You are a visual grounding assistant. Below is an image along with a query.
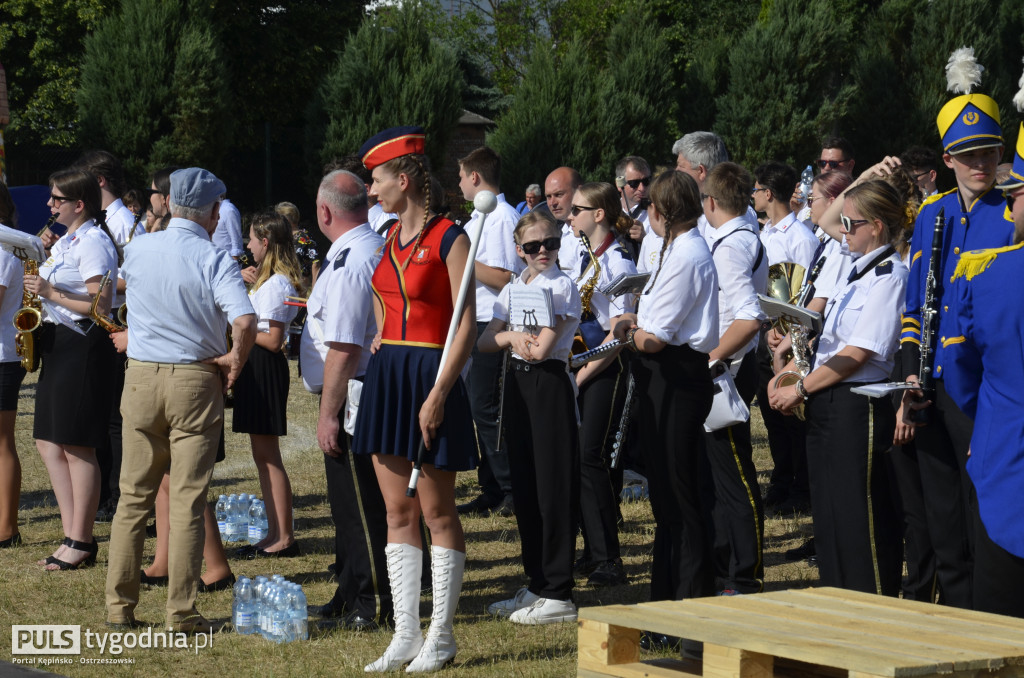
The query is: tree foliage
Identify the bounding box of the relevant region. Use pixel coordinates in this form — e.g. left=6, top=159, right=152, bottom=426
left=488, top=8, right=675, bottom=196
left=307, top=2, right=464, bottom=174
left=77, top=0, right=230, bottom=179
left=0, top=0, right=113, bottom=146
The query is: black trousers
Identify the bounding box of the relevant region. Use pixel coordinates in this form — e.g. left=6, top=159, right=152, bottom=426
left=914, top=379, right=974, bottom=608
left=97, top=352, right=127, bottom=506
left=756, top=342, right=809, bottom=502
left=324, top=422, right=392, bottom=623
left=634, top=345, right=714, bottom=601
left=703, top=351, right=764, bottom=593
left=467, top=321, right=512, bottom=500
left=577, top=354, right=627, bottom=565
left=973, top=496, right=1024, bottom=619
left=806, top=384, right=902, bottom=596
left=890, top=439, right=938, bottom=601
left=505, top=358, right=579, bottom=601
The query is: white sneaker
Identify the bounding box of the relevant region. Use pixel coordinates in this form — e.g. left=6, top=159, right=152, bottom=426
left=486, top=587, right=539, bottom=618
left=509, top=597, right=578, bottom=625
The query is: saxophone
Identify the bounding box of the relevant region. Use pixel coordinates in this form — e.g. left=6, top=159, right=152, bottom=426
left=88, top=271, right=125, bottom=333
left=11, top=214, right=56, bottom=372
left=572, top=232, right=601, bottom=354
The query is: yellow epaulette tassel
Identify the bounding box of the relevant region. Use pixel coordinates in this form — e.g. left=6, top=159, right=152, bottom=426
left=953, top=243, right=1024, bottom=281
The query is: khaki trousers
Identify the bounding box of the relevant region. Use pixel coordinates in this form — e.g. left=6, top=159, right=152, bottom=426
left=105, top=360, right=222, bottom=624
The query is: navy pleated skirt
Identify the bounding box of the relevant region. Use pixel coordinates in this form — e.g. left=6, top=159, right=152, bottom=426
left=352, top=343, right=477, bottom=472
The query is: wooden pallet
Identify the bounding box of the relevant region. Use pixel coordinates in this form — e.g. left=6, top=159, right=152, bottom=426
left=578, top=587, right=1024, bottom=678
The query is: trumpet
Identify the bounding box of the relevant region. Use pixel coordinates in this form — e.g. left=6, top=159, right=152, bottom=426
left=88, top=271, right=126, bottom=333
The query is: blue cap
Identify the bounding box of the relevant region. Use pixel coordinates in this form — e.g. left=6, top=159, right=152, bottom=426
left=936, top=94, right=1002, bottom=154
left=996, top=123, right=1024, bottom=192
left=169, top=168, right=226, bottom=208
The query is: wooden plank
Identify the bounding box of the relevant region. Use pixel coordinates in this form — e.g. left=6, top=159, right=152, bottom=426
left=685, top=595, right=1024, bottom=662
left=578, top=619, right=641, bottom=667
left=702, top=643, right=773, bottom=678
left=754, top=589, right=1024, bottom=649
left=578, top=658, right=699, bottom=678
left=582, top=601, right=941, bottom=676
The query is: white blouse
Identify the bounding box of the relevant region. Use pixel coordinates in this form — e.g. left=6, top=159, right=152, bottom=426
left=492, top=265, right=581, bottom=363
left=38, top=220, right=118, bottom=324
left=0, top=248, right=24, bottom=363
left=249, top=273, right=299, bottom=334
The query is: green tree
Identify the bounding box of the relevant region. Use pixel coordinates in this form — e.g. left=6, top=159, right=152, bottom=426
left=0, top=0, right=113, bottom=146
left=77, top=0, right=230, bottom=179
left=307, top=2, right=464, bottom=174
left=715, top=0, right=859, bottom=168
left=488, top=9, right=675, bottom=196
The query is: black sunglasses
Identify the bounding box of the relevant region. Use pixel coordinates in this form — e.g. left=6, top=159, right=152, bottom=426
left=570, top=204, right=599, bottom=217
left=625, top=176, right=651, bottom=190
left=818, top=159, right=844, bottom=169
left=840, top=215, right=869, bottom=231
left=50, top=193, right=74, bottom=204
left=519, top=237, right=561, bottom=255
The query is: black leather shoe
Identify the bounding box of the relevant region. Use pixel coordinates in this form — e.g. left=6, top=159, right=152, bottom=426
left=587, top=559, right=628, bottom=587
left=493, top=494, right=515, bottom=517
left=639, top=631, right=681, bottom=652
left=342, top=611, right=380, bottom=631
left=308, top=603, right=345, bottom=619
left=233, top=544, right=257, bottom=559
left=762, top=485, right=788, bottom=509
left=0, top=532, right=22, bottom=548
left=807, top=554, right=818, bottom=567
left=784, top=538, right=816, bottom=562
left=140, top=571, right=169, bottom=587
left=198, top=573, right=236, bottom=593
left=774, top=494, right=811, bottom=517
left=253, top=542, right=300, bottom=559
left=456, top=494, right=503, bottom=515
left=573, top=555, right=597, bottom=577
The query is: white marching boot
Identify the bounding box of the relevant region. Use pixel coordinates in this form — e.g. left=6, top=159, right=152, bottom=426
left=365, top=543, right=424, bottom=672
left=406, top=546, right=466, bottom=673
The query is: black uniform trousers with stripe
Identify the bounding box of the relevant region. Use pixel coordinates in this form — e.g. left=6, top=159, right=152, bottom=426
left=702, top=350, right=764, bottom=593
left=756, top=341, right=810, bottom=505
left=973, top=494, right=1024, bottom=619
left=806, top=383, right=902, bottom=596
left=633, top=344, right=714, bottom=601
left=504, top=358, right=580, bottom=601
left=577, top=354, right=627, bottom=566
left=323, top=417, right=392, bottom=624
left=912, top=379, right=974, bottom=608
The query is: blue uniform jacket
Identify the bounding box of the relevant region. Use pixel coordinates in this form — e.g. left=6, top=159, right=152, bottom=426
left=900, top=187, right=1013, bottom=415
left=946, top=243, right=1024, bottom=558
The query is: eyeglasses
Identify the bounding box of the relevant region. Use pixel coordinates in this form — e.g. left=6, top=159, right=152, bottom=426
left=807, top=195, right=822, bottom=206
left=911, top=170, right=931, bottom=181
left=625, top=176, right=651, bottom=190
left=817, top=159, right=845, bottom=169
left=840, top=215, right=869, bottom=231
left=50, top=193, right=74, bottom=205
left=751, top=187, right=768, bottom=195
left=570, top=204, right=598, bottom=217
left=519, top=237, right=561, bottom=255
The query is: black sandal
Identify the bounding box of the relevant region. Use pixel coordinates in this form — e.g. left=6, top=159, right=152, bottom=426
left=38, top=537, right=72, bottom=565
left=0, top=532, right=22, bottom=548
left=45, top=538, right=97, bottom=571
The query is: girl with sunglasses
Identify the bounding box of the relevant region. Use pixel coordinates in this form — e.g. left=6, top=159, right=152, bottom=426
left=566, top=182, right=638, bottom=587
left=612, top=170, right=720, bottom=609
left=25, top=169, right=121, bottom=570
left=479, top=209, right=582, bottom=624
left=769, top=180, right=910, bottom=596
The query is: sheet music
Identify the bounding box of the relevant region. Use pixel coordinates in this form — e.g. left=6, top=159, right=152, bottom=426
left=507, top=286, right=554, bottom=330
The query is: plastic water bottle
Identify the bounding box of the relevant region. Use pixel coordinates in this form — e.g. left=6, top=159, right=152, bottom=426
left=271, top=586, right=289, bottom=643
left=290, top=583, right=308, bottom=641
left=233, top=577, right=256, bottom=635
left=252, top=576, right=268, bottom=638
left=799, top=164, right=814, bottom=205
left=215, top=495, right=228, bottom=537
left=257, top=502, right=269, bottom=542
left=248, top=499, right=261, bottom=545
left=224, top=495, right=239, bottom=541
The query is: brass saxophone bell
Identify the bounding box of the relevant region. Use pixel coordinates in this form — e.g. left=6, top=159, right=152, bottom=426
left=772, top=370, right=806, bottom=421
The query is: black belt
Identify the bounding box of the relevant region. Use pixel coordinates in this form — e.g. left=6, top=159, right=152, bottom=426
left=509, top=357, right=566, bottom=373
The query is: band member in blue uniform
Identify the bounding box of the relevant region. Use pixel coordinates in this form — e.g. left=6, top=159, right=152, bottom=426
left=945, top=124, right=1024, bottom=619
left=899, top=66, right=1014, bottom=609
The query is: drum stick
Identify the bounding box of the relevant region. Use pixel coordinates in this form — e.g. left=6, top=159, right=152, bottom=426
left=406, top=190, right=497, bottom=497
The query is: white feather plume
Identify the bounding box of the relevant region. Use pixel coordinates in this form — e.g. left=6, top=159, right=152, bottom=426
left=945, top=47, right=984, bottom=95
left=1014, top=57, right=1024, bottom=113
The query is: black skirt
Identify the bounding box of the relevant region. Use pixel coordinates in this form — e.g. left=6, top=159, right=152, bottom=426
left=0, top=360, right=26, bottom=411
left=34, top=322, right=117, bottom=448
left=232, top=344, right=289, bottom=436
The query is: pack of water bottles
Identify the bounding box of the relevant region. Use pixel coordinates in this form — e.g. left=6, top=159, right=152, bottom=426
left=232, top=575, right=308, bottom=642
left=215, top=493, right=269, bottom=544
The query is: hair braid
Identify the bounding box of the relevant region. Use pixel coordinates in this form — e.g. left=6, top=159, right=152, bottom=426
left=401, top=155, right=433, bottom=272
left=95, top=208, right=123, bottom=266
left=647, top=231, right=673, bottom=291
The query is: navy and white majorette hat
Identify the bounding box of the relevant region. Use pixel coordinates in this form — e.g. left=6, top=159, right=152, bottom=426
left=936, top=47, right=1002, bottom=155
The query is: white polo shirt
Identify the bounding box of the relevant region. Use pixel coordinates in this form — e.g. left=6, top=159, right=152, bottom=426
left=492, top=265, right=581, bottom=363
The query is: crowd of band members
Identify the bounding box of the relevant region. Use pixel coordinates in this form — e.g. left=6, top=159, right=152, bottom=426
left=0, top=78, right=1022, bottom=669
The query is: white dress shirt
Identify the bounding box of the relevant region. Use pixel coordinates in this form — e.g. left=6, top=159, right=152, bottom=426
left=39, top=221, right=118, bottom=324
left=249, top=273, right=299, bottom=334
left=492, top=265, right=581, bottom=364
left=760, top=211, right=819, bottom=270
left=637, top=227, right=719, bottom=353
left=705, top=215, right=768, bottom=360
left=467, top=193, right=523, bottom=323
left=0, top=249, right=23, bottom=362
left=212, top=198, right=244, bottom=257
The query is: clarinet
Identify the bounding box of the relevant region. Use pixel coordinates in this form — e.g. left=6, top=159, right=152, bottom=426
left=609, top=369, right=634, bottom=470
left=913, top=207, right=945, bottom=424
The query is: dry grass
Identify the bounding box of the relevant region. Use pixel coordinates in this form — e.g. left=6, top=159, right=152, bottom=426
left=0, top=362, right=818, bottom=676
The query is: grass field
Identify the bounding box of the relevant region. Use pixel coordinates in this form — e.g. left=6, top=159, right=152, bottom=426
left=0, top=361, right=818, bottom=677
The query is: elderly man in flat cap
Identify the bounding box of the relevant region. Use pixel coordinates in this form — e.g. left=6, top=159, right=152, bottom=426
left=105, top=167, right=256, bottom=633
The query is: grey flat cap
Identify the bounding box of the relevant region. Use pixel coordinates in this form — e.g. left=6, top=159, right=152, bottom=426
left=169, top=168, right=226, bottom=208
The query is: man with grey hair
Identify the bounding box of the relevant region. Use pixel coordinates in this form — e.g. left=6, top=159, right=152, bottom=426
left=106, top=168, right=256, bottom=633
left=673, top=131, right=730, bottom=185
left=301, top=169, right=393, bottom=630
left=517, top=184, right=543, bottom=215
